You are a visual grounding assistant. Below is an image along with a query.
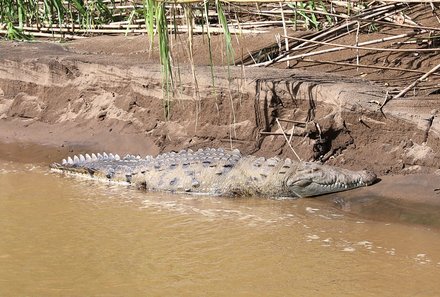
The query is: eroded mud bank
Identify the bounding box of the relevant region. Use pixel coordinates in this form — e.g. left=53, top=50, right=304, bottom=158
left=0, top=41, right=439, bottom=177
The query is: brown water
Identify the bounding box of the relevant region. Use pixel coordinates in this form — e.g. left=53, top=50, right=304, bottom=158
left=1, top=160, right=440, bottom=297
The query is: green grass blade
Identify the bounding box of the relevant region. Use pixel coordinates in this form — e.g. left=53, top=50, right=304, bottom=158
left=125, top=8, right=137, bottom=36
left=203, top=0, right=215, bottom=88
left=216, top=0, right=234, bottom=72
left=143, top=0, right=156, bottom=49
left=71, top=0, right=87, bottom=16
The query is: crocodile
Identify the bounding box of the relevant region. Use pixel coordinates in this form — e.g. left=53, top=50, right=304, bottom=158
left=50, top=148, right=377, bottom=198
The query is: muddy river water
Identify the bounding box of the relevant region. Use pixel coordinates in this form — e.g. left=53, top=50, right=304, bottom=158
left=1, top=159, right=440, bottom=297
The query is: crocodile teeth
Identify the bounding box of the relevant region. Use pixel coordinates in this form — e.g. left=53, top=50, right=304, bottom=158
left=73, top=155, right=80, bottom=163
left=67, top=156, right=74, bottom=164
left=103, top=152, right=108, bottom=159
left=85, top=154, right=91, bottom=161
left=114, top=154, right=120, bottom=161
left=136, top=155, right=141, bottom=159
left=97, top=153, right=103, bottom=160
left=91, top=153, right=98, bottom=161
left=62, top=159, right=67, bottom=165
left=109, top=153, right=114, bottom=159
left=79, top=154, right=85, bottom=162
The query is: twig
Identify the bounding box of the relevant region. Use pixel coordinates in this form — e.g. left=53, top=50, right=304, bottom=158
left=277, top=118, right=307, bottom=125
left=260, top=132, right=293, bottom=136
left=378, top=91, right=391, bottom=111
left=261, top=19, right=362, bottom=66
left=0, top=30, right=86, bottom=39
left=279, top=2, right=290, bottom=67
left=358, top=18, right=440, bottom=32
left=299, top=58, right=440, bottom=76
left=423, top=114, right=435, bottom=143
left=430, top=1, right=440, bottom=25
left=381, top=63, right=440, bottom=108
left=355, top=21, right=360, bottom=70
left=276, top=118, right=302, bottom=161
left=260, top=7, right=347, bottom=19
left=272, top=32, right=420, bottom=64
left=283, top=35, right=440, bottom=53
left=250, top=5, right=412, bottom=67
left=250, top=14, right=371, bottom=67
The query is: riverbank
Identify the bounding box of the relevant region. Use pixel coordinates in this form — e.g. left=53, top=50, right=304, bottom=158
left=0, top=37, right=439, bottom=209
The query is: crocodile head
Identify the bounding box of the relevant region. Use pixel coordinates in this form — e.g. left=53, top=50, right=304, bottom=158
left=284, top=162, right=377, bottom=198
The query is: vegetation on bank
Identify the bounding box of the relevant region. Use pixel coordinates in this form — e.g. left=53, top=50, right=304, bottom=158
left=0, top=0, right=391, bottom=66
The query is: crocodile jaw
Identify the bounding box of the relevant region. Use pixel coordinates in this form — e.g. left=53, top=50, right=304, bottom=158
left=285, top=162, right=377, bottom=198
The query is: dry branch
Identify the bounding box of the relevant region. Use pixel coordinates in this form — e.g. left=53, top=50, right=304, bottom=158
left=249, top=2, right=409, bottom=67
left=381, top=63, right=440, bottom=107
left=265, top=31, right=424, bottom=65
left=276, top=118, right=302, bottom=161
left=284, top=35, right=440, bottom=53
left=353, top=17, right=440, bottom=31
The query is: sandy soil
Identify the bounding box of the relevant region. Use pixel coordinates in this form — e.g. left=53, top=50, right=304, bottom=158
left=0, top=17, right=439, bottom=207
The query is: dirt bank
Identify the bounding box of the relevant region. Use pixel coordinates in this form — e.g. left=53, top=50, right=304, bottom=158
left=1, top=39, right=439, bottom=171
left=0, top=36, right=439, bottom=207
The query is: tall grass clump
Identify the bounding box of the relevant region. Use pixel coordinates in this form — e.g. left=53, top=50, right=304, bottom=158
left=155, top=2, right=174, bottom=119
left=0, top=0, right=114, bottom=36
